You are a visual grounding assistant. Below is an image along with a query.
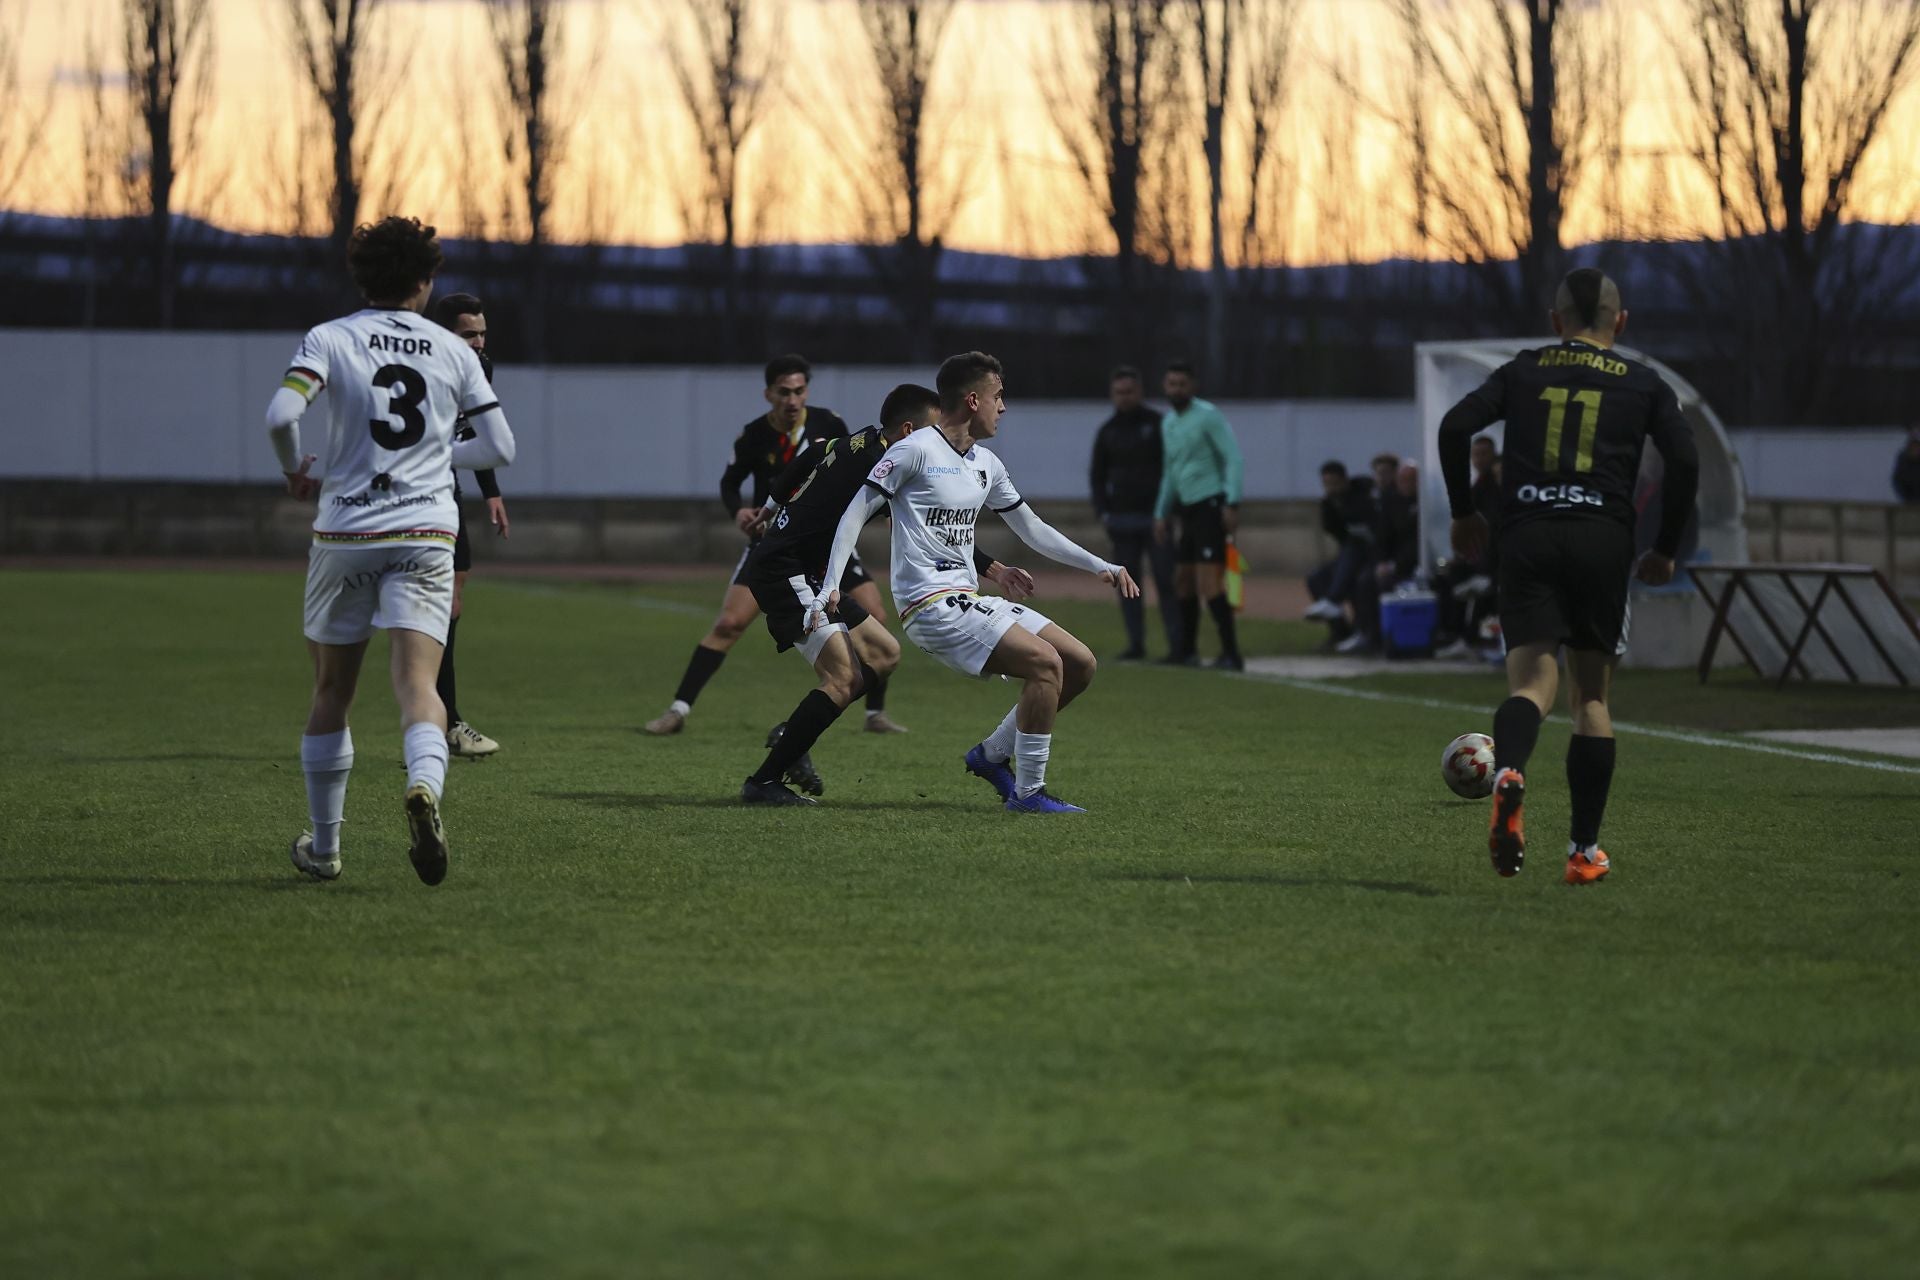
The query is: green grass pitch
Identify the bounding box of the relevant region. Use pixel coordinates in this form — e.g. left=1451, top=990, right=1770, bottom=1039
left=2, top=566, right=1917, bottom=1278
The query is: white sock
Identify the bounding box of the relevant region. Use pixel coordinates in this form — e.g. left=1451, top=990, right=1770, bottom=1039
left=300, top=728, right=354, bottom=856
left=982, top=706, right=1020, bottom=763
left=1014, top=730, right=1052, bottom=797
left=403, top=721, right=449, bottom=801
left=669, top=698, right=692, bottom=718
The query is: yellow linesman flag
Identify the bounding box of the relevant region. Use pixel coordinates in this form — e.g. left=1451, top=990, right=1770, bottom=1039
left=1225, top=541, right=1247, bottom=612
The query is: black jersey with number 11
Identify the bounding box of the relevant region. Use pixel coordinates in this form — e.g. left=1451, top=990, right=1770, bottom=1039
left=1439, top=339, right=1700, bottom=557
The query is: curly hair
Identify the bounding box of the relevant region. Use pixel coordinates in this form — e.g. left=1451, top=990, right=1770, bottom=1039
left=347, top=216, right=444, bottom=303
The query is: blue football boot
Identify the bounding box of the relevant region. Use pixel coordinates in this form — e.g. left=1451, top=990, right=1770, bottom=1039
left=964, top=744, right=1017, bottom=802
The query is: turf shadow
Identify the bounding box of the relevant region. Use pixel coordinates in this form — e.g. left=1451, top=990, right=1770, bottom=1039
left=54, top=752, right=269, bottom=765
left=2, top=872, right=372, bottom=894
left=538, top=790, right=977, bottom=812
left=1101, top=870, right=1444, bottom=897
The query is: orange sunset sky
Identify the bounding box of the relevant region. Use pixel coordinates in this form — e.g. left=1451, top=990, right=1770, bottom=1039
left=6, top=0, right=1920, bottom=265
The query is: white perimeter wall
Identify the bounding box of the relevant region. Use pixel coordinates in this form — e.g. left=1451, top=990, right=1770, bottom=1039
left=0, top=328, right=1903, bottom=502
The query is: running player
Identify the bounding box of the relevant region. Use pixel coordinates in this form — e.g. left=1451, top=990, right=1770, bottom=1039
left=429, top=292, right=509, bottom=759
left=643, top=355, right=908, bottom=736
left=1439, top=268, right=1698, bottom=884
left=819, top=352, right=1140, bottom=814
left=739, top=383, right=1035, bottom=805
left=266, top=216, right=517, bottom=885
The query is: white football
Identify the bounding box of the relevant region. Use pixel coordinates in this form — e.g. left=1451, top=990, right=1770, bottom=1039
left=1442, top=732, right=1496, bottom=799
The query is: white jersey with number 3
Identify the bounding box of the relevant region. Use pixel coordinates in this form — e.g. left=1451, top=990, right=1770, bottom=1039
left=279, top=308, right=497, bottom=547
left=865, top=429, right=1024, bottom=617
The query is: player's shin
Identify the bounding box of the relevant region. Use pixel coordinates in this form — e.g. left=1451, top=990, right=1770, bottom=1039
left=403, top=721, right=449, bottom=802
left=1492, top=697, right=1543, bottom=775
left=751, top=690, right=845, bottom=785
left=1013, top=731, right=1052, bottom=798
left=435, top=615, right=461, bottom=725
left=1566, top=734, right=1617, bottom=852
left=300, top=728, right=354, bottom=856
left=981, top=706, right=1020, bottom=764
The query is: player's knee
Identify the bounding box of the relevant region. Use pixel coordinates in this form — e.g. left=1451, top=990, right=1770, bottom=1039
left=1028, top=647, right=1065, bottom=688
left=711, top=614, right=750, bottom=643
left=1063, top=646, right=1097, bottom=690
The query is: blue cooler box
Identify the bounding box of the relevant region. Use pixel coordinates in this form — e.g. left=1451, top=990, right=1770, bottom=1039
left=1381, top=590, right=1438, bottom=658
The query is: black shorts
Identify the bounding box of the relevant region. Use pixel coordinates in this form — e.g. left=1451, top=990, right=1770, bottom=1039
left=453, top=505, right=473, bottom=573
left=1497, top=519, right=1634, bottom=655
left=1175, top=496, right=1229, bottom=565
left=732, top=543, right=872, bottom=592
left=746, top=563, right=872, bottom=653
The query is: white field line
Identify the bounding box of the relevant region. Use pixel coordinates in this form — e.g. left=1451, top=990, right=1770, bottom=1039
left=1235, top=672, right=1920, bottom=778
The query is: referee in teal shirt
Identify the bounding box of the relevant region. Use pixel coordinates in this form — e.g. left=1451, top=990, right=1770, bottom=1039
left=1152, top=362, right=1246, bottom=669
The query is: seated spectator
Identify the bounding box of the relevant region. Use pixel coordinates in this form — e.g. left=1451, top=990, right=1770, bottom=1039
left=1342, top=463, right=1422, bottom=654
left=1894, top=426, right=1920, bottom=504
left=1436, top=436, right=1501, bottom=657
left=1305, top=461, right=1377, bottom=646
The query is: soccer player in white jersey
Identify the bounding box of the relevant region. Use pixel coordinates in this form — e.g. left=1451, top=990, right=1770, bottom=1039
left=264, top=216, right=517, bottom=885
left=819, top=351, right=1140, bottom=813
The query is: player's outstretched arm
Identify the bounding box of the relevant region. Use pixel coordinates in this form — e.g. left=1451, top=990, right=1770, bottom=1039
left=453, top=406, right=517, bottom=471
left=998, top=504, right=1138, bottom=597
left=821, top=486, right=887, bottom=612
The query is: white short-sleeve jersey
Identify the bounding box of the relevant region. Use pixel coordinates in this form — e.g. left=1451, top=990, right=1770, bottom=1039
left=279, top=308, right=497, bottom=548
left=865, top=429, right=1024, bottom=617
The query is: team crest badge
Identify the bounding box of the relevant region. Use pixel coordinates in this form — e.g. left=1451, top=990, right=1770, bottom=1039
left=976, top=471, right=987, bottom=488
left=872, top=458, right=895, bottom=480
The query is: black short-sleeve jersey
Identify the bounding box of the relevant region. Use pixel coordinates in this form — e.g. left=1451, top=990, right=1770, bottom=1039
left=719, top=407, right=850, bottom=515
left=1440, top=340, right=1698, bottom=553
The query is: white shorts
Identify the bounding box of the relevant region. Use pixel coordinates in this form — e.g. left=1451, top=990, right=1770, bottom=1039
left=903, top=594, right=1052, bottom=677
left=303, top=542, right=455, bottom=646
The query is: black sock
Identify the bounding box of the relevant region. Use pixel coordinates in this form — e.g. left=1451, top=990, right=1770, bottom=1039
left=1566, top=734, right=1617, bottom=849
left=864, top=667, right=887, bottom=713
left=673, top=644, right=727, bottom=707
left=435, top=615, right=461, bottom=725
left=1492, top=696, right=1543, bottom=774
left=751, top=690, right=845, bottom=784
left=1206, top=594, right=1240, bottom=660
left=1179, top=596, right=1201, bottom=656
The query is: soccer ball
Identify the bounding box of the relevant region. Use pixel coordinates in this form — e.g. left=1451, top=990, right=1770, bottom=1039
left=1442, top=733, right=1496, bottom=799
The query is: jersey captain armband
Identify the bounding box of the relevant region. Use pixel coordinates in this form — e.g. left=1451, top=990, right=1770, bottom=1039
left=281, top=367, right=325, bottom=402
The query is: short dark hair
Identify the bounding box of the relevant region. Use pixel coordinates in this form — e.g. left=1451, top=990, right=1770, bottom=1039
left=432, top=292, right=483, bottom=327
left=1554, top=267, right=1621, bottom=331
left=765, top=354, right=811, bottom=387
left=936, top=351, right=1003, bottom=413
left=1371, top=452, right=1400, bottom=470
left=1164, top=360, right=1195, bottom=379
left=879, top=383, right=940, bottom=432
left=1321, top=460, right=1348, bottom=478
left=1110, top=364, right=1142, bottom=385
left=1472, top=434, right=1497, bottom=449
left=347, top=216, right=443, bottom=303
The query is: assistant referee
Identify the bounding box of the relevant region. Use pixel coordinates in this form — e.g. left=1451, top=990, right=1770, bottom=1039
left=1152, top=362, right=1246, bottom=670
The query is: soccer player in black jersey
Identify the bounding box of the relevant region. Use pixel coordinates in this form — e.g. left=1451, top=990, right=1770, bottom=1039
left=431, top=293, right=510, bottom=759
left=644, top=355, right=908, bottom=737
left=739, top=384, right=1033, bottom=804
left=1440, top=268, right=1700, bottom=884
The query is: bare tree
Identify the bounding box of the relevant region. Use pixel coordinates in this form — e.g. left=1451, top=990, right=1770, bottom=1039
left=1235, top=0, right=1298, bottom=273
left=790, top=0, right=961, bottom=358
left=0, top=1, right=52, bottom=226
left=1041, top=0, right=1182, bottom=354
left=1670, top=0, right=1920, bottom=422
left=1180, top=0, right=1235, bottom=378
left=283, top=0, right=404, bottom=256
left=662, top=0, right=778, bottom=350
left=121, top=0, right=213, bottom=326
left=1389, top=0, right=1615, bottom=329
left=487, top=0, right=598, bottom=358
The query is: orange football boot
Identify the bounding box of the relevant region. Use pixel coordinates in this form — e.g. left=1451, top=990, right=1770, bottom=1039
left=1564, top=847, right=1611, bottom=885
left=1487, top=767, right=1526, bottom=877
